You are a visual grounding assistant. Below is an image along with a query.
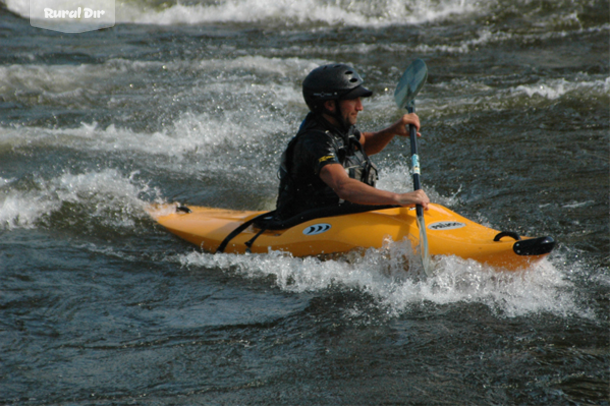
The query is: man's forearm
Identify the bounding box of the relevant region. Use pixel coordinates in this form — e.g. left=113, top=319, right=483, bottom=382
left=361, top=128, right=397, bottom=155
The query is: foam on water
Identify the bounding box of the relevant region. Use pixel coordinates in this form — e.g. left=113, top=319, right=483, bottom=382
left=376, top=162, right=460, bottom=208
left=3, top=55, right=605, bottom=142
left=0, top=55, right=310, bottom=162
left=5, top=0, right=482, bottom=26
left=0, top=169, right=156, bottom=230
left=512, top=76, right=610, bottom=101
left=178, top=240, right=591, bottom=320
left=260, top=22, right=610, bottom=59
left=0, top=116, right=290, bottom=190
left=342, top=73, right=609, bottom=126
left=424, top=74, right=610, bottom=119
left=0, top=56, right=309, bottom=105
left=0, top=63, right=110, bottom=95
left=414, top=28, right=514, bottom=54
left=414, top=25, right=610, bottom=54
left=0, top=122, right=195, bottom=158
left=0, top=105, right=293, bottom=158
left=8, top=0, right=604, bottom=32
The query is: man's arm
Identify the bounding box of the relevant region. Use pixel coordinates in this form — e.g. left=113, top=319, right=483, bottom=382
left=360, top=113, right=421, bottom=155
left=319, top=163, right=429, bottom=209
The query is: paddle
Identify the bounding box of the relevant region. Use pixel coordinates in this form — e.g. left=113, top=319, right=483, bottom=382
left=394, top=58, right=432, bottom=275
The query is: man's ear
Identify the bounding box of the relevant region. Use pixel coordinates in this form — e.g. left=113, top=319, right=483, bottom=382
left=323, top=100, right=336, bottom=113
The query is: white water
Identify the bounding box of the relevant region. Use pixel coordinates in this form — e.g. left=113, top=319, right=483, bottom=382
left=2, top=56, right=607, bottom=154
left=178, top=242, right=591, bottom=320
left=0, top=169, right=155, bottom=229
left=1, top=0, right=605, bottom=324
left=5, top=0, right=484, bottom=26
left=0, top=160, right=589, bottom=322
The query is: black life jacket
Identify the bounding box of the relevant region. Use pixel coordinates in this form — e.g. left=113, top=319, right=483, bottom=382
left=275, top=113, right=378, bottom=219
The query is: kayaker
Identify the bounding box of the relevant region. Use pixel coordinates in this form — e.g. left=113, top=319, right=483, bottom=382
left=275, top=63, right=430, bottom=221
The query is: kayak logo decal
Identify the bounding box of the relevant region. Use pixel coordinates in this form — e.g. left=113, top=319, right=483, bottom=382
left=303, top=223, right=332, bottom=236
left=428, top=221, right=466, bottom=230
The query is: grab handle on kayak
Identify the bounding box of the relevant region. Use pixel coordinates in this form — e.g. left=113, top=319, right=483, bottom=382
left=494, top=231, right=522, bottom=242
left=217, top=210, right=276, bottom=253
left=513, top=236, right=556, bottom=256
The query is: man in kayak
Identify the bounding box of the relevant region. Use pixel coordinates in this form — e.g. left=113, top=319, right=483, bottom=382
left=275, top=63, right=430, bottom=221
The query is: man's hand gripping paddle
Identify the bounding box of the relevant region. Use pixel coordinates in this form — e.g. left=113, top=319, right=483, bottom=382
left=394, top=58, right=432, bottom=275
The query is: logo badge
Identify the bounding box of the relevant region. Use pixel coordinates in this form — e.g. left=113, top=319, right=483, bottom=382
left=30, top=0, right=115, bottom=33
left=303, top=223, right=332, bottom=236
left=428, top=221, right=466, bottom=231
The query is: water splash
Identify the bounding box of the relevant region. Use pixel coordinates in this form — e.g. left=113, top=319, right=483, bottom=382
left=5, top=0, right=483, bottom=26
left=178, top=238, right=591, bottom=320
left=0, top=169, right=156, bottom=230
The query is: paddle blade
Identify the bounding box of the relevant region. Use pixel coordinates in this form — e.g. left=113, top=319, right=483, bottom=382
left=394, top=59, right=428, bottom=110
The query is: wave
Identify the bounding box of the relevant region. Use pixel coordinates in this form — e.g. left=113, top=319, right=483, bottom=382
left=0, top=166, right=593, bottom=321
left=121, top=0, right=481, bottom=26
left=0, top=110, right=290, bottom=166
left=7, top=0, right=605, bottom=31
left=2, top=57, right=605, bottom=165
left=422, top=74, right=610, bottom=118
left=411, top=25, right=610, bottom=54
left=511, top=76, right=610, bottom=101
left=5, top=0, right=484, bottom=26
left=3, top=51, right=606, bottom=105
left=0, top=55, right=310, bottom=163
left=0, top=168, right=156, bottom=230
left=177, top=241, right=593, bottom=320
left=0, top=56, right=311, bottom=103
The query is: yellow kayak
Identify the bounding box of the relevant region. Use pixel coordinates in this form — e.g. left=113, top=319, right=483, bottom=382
left=147, top=203, right=555, bottom=271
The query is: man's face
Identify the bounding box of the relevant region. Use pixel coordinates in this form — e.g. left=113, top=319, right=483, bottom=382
left=338, top=97, right=363, bottom=126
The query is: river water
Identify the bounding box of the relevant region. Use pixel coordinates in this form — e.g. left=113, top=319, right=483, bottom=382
left=1, top=0, right=608, bottom=404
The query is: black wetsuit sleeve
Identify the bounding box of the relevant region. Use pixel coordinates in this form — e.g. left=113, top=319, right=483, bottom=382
left=297, top=131, right=340, bottom=175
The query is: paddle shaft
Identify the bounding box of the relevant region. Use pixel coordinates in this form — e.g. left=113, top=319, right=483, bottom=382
left=407, top=106, right=424, bottom=217
left=394, top=58, right=431, bottom=274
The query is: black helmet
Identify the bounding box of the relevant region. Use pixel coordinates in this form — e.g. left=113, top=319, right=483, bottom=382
left=303, top=64, right=373, bottom=113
